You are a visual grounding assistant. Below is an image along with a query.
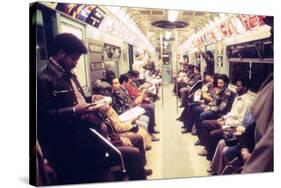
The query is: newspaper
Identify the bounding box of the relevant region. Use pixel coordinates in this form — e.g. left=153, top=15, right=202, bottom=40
left=193, top=90, right=202, bottom=102
left=88, top=97, right=112, bottom=111
left=118, top=106, right=146, bottom=122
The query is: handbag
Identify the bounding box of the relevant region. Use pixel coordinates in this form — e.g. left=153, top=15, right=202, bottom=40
left=223, top=127, right=239, bottom=147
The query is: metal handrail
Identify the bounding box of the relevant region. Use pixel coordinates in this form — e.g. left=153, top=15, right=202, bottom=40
left=89, top=128, right=126, bottom=173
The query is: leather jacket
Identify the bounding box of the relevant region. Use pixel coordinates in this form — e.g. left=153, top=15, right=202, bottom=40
left=208, top=87, right=233, bottom=115
left=37, top=61, right=92, bottom=144
left=111, top=87, right=136, bottom=114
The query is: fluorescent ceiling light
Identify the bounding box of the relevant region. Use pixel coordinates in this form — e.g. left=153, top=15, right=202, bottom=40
left=165, top=31, right=172, bottom=40
left=168, top=10, right=179, bottom=22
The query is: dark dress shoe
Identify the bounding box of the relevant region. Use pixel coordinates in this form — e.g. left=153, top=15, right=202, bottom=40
left=176, top=117, right=183, bottom=122
left=145, top=145, right=152, bottom=151
left=181, top=129, right=190, bottom=134
left=151, top=129, right=160, bottom=134
left=151, top=135, right=160, bottom=142
left=194, top=139, right=201, bottom=146
left=206, top=167, right=213, bottom=173
left=144, top=169, right=153, bottom=176
left=209, top=171, right=218, bottom=176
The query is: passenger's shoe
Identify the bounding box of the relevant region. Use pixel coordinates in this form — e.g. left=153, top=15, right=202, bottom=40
left=209, top=171, right=218, bottom=176
left=198, top=148, right=208, bottom=156
left=151, top=135, right=160, bottom=142
left=176, top=117, right=183, bottom=122
left=145, top=145, right=152, bottom=151
left=181, top=128, right=190, bottom=134
left=206, top=167, right=213, bottom=173
left=151, top=129, right=160, bottom=134
left=194, top=139, right=201, bottom=146
left=144, top=169, right=153, bottom=176
left=179, top=104, right=185, bottom=108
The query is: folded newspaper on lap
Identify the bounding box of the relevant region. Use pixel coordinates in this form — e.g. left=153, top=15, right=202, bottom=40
left=193, top=90, right=202, bottom=102
left=118, top=106, right=146, bottom=122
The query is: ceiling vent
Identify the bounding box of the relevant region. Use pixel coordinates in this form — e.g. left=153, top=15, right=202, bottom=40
left=139, top=10, right=151, bottom=15
left=152, top=10, right=164, bottom=15
left=151, top=20, right=189, bottom=29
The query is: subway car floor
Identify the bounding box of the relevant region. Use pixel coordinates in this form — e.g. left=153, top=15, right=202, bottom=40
left=145, top=84, right=210, bottom=179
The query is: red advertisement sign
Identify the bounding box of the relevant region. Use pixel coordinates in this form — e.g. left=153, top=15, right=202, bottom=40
left=238, top=15, right=265, bottom=31
left=193, top=15, right=266, bottom=47
left=219, top=19, right=236, bottom=38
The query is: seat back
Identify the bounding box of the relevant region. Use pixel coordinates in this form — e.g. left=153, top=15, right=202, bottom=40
left=89, top=128, right=127, bottom=174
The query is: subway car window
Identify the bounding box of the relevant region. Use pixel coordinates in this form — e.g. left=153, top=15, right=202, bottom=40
left=251, top=63, right=273, bottom=92
left=35, top=10, right=48, bottom=73
left=30, top=2, right=274, bottom=186
left=228, top=38, right=273, bottom=92
left=229, top=62, right=273, bottom=92
left=34, top=6, right=57, bottom=72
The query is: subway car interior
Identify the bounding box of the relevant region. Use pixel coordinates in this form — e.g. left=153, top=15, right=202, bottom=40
left=30, top=2, right=274, bottom=186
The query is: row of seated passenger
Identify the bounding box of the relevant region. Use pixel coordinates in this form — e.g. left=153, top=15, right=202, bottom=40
left=35, top=33, right=162, bottom=185
left=36, top=67, right=160, bottom=185
left=174, top=64, right=273, bottom=175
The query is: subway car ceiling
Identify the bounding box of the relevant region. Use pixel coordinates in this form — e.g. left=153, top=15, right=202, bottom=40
left=32, top=2, right=273, bottom=95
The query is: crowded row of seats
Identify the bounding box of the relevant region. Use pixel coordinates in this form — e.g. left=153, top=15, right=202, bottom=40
left=174, top=60, right=273, bottom=175
left=36, top=33, right=162, bottom=186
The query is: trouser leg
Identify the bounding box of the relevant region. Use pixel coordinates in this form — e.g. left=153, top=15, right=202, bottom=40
left=180, top=87, right=189, bottom=106
left=117, top=146, right=146, bottom=180
left=141, top=103, right=156, bottom=133
left=197, top=111, right=218, bottom=136
left=124, top=134, right=146, bottom=166
left=193, top=106, right=205, bottom=135
left=200, top=120, right=221, bottom=147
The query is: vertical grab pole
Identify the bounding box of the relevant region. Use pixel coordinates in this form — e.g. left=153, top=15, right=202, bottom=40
left=175, top=31, right=179, bottom=113
left=160, top=33, right=164, bottom=106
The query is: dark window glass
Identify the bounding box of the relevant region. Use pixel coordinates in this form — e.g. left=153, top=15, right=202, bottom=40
left=251, top=63, right=273, bottom=92
left=229, top=62, right=273, bottom=92
left=36, top=25, right=48, bottom=60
